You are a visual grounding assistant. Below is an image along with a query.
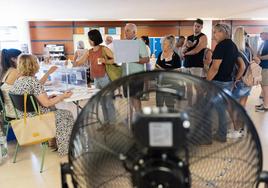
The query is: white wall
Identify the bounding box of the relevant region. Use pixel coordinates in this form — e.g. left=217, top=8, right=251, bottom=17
left=202, top=20, right=213, bottom=48
left=0, top=21, right=31, bottom=52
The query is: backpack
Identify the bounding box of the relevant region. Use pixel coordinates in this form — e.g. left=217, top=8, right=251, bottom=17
left=242, top=61, right=262, bottom=86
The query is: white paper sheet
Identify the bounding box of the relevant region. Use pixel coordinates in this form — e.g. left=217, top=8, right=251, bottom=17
left=113, top=40, right=139, bottom=64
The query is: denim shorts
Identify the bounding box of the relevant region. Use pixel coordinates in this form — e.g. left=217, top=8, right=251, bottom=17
left=232, top=80, right=251, bottom=99
left=212, top=80, right=233, bottom=97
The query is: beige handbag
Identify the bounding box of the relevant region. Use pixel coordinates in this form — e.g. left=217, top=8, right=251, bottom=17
left=11, top=93, right=56, bottom=146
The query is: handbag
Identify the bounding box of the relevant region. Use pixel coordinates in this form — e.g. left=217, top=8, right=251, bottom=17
left=10, top=93, right=56, bottom=146
left=102, top=46, right=122, bottom=81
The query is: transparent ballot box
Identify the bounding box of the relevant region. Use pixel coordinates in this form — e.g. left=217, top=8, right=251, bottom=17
left=37, top=66, right=88, bottom=92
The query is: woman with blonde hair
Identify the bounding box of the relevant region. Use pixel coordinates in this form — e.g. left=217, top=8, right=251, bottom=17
left=10, top=54, right=74, bottom=156
left=232, top=27, right=260, bottom=107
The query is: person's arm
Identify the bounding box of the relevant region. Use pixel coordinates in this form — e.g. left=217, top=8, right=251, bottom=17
left=73, top=50, right=78, bottom=63
left=185, top=35, right=208, bottom=55
left=5, top=69, right=19, bottom=85
left=73, top=50, right=89, bottom=67
left=36, top=91, right=72, bottom=108
left=102, top=47, right=115, bottom=64
left=39, top=66, right=58, bottom=85
left=138, top=40, right=150, bottom=64
left=235, top=57, right=246, bottom=81
left=206, top=59, right=222, bottom=81
left=259, top=54, right=268, bottom=60
left=139, top=57, right=150, bottom=64
left=204, top=50, right=212, bottom=66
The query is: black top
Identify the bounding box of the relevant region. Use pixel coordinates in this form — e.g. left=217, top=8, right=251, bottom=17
left=260, top=40, right=268, bottom=69
left=212, top=39, right=239, bottom=82
left=156, top=51, right=181, bottom=69
left=184, top=33, right=206, bottom=68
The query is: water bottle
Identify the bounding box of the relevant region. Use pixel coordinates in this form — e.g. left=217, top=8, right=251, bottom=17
left=0, top=133, right=8, bottom=164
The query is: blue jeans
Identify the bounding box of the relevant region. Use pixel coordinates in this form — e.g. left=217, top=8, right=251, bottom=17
left=94, top=74, right=116, bottom=124
left=211, top=80, right=233, bottom=140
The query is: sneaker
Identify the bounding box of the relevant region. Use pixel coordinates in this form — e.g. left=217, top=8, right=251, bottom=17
left=227, top=130, right=243, bottom=139
left=255, top=105, right=268, bottom=112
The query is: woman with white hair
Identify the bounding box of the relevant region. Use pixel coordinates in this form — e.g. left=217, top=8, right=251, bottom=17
left=74, top=41, right=88, bottom=64
left=155, top=35, right=181, bottom=109
left=73, top=40, right=91, bottom=84
left=155, top=35, right=181, bottom=70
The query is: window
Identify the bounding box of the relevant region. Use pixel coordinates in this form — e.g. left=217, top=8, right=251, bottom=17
left=0, top=26, right=20, bottom=50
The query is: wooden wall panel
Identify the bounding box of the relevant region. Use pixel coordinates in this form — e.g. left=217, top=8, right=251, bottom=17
left=29, top=21, right=73, bottom=27
left=232, top=20, right=268, bottom=26
left=30, top=28, right=73, bottom=40
left=137, top=27, right=179, bottom=37
left=179, top=27, right=193, bottom=37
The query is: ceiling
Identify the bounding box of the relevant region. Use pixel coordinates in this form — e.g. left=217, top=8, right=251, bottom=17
left=1, top=0, right=268, bottom=21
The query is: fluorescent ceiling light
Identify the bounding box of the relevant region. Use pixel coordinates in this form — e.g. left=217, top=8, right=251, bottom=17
left=250, top=18, right=268, bottom=20
left=49, top=18, right=89, bottom=21
left=185, top=17, right=222, bottom=20
left=119, top=18, right=156, bottom=21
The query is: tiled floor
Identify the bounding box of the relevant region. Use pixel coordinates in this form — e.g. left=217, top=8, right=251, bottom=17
left=0, top=86, right=267, bottom=188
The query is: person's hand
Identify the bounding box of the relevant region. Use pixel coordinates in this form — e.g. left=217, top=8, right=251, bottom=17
left=186, top=41, right=194, bottom=48
left=62, top=91, right=73, bottom=99
left=48, top=94, right=57, bottom=99
left=47, top=66, right=58, bottom=75
left=232, top=80, right=240, bottom=91
left=155, top=64, right=164, bottom=70
left=253, top=56, right=261, bottom=64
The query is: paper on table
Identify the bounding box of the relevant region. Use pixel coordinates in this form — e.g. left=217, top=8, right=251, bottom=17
left=47, top=91, right=63, bottom=96
left=76, top=72, right=82, bottom=80
left=113, top=40, right=139, bottom=65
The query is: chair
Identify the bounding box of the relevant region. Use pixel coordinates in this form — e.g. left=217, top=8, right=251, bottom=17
left=0, top=88, right=15, bottom=137
left=9, top=93, right=48, bottom=173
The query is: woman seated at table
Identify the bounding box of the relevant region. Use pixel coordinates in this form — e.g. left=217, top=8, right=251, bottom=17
left=10, top=54, right=74, bottom=156
left=1, top=49, right=58, bottom=118
left=1, top=49, right=22, bottom=118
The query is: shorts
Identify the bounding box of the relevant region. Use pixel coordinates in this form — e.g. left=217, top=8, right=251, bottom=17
left=123, top=81, right=144, bottom=98
left=232, top=80, right=251, bottom=99
left=212, top=80, right=233, bottom=97
left=261, top=69, right=268, bottom=86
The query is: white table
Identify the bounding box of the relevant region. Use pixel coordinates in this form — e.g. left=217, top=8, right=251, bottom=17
left=46, top=87, right=100, bottom=115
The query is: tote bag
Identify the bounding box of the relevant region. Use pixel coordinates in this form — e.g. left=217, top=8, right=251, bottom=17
left=102, top=46, right=122, bottom=81
left=11, top=93, right=56, bottom=146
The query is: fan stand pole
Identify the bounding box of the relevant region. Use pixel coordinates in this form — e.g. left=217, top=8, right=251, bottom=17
left=126, top=62, right=131, bottom=130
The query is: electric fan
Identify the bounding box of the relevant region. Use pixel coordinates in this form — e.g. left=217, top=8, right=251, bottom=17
left=61, top=70, right=268, bottom=188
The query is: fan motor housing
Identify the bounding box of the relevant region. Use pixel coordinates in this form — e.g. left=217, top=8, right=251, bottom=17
left=132, top=112, right=189, bottom=150
left=131, top=111, right=191, bottom=188
left=132, top=152, right=190, bottom=188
